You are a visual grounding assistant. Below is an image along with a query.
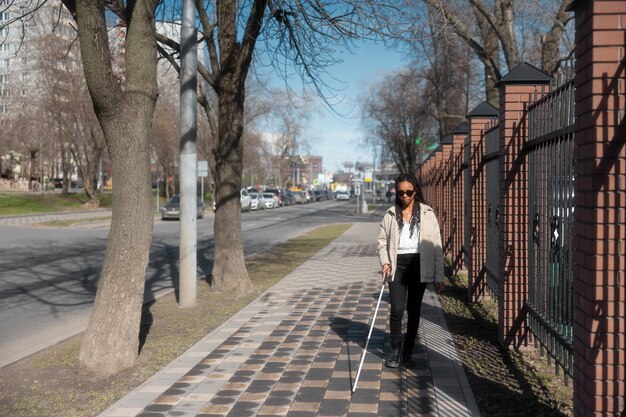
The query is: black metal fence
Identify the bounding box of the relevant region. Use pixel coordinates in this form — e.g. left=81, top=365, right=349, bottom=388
left=524, top=73, right=576, bottom=380
left=463, top=137, right=471, bottom=273
left=484, top=125, right=500, bottom=299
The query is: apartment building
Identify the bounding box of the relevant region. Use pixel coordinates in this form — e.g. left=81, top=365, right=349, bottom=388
left=0, top=0, right=76, bottom=115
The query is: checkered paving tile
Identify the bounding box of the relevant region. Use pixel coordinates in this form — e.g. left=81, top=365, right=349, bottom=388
left=100, top=223, right=481, bottom=417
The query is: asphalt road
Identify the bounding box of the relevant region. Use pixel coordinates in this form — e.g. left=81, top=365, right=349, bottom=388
left=0, top=199, right=378, bottom=367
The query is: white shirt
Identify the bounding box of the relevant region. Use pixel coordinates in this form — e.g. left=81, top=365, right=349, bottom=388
left=397, top=219, right=420, bottom=254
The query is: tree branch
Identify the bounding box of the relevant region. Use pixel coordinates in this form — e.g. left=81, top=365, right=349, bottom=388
left=155, top=32, right=215, bottom=87
left=63, top=0, right=122, bottom=115
left=424, top=0, right=502, bottom=80
left=194, top=0, right=220, bottom=82
left=238, top=0, right=268, bottom=72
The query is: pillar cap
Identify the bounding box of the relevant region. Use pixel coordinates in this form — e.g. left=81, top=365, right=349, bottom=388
left=467, top=101, right=498, bottom=118
left=451, top=122, right=470, bottom=134
left=441, top=135, right=453, bottom=145
left=497, top=62, right=551, bottom=86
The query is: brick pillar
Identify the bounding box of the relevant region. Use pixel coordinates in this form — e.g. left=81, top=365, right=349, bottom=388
left=569, top=1, right=626, bottom=416
left=422, top=155, right=432, bottom=204
left=434, top=147, right=443, bottom=215
left=441, top=136, right=454, bottom=259
left=497, top=62, right=551, bottom=347
left=416, top=164, right=422, bottom=188
left=452, top=123, right=470, bottom=275
left=467, top=102, right=499, bottom=302
left=427, top=155, right=433, bottom=204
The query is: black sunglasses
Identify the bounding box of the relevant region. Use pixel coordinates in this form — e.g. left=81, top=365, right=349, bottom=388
left=397, top=190, right=415, bottom=197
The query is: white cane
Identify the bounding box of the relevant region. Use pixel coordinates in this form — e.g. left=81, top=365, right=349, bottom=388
left=352, top=281, right=386, bottom=393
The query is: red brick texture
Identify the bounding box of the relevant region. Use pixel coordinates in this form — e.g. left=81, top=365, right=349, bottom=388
left=465, top=116, right=495, bottom=303
left=434, top=150, right=443, bottom=217
left=497, top=80, right=549, bottom=348
left=421, top=156, right=433, bottom=210
left=571, top=1, right=626, bottom=416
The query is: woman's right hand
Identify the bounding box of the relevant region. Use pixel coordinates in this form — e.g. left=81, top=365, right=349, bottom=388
left=381, top=263, right=391, bottom=282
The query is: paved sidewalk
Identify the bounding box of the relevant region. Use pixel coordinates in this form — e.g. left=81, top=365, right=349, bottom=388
left=98, top=222, right=480, bottom=417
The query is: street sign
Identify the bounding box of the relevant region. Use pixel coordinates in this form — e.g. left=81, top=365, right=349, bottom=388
left=198, top=160, right=208, bottom=177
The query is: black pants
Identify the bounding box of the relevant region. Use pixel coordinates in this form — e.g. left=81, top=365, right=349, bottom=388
left=389, top=253, right=427, bottom=340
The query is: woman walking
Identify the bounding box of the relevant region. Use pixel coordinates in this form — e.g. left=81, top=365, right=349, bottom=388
left=377, top=173, right=444, bottom=368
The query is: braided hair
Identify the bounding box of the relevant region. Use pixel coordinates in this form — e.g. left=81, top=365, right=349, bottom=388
left=394, top=173, right=425, bottom=238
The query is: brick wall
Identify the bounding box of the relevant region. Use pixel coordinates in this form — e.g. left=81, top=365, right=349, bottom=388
left=570, top=1, right=626, bottom=416
left=466, top=108, right=497, bottom=302
left=497, top=71, right=550, bottom=347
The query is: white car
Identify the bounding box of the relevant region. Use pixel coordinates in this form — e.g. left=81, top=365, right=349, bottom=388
left=249, top=192, right=266, bottom=210
left=263, top=192, right=279, bottom=208
left=240, top=188, right=252, bottom=211
left=336, top=191, right=350, bottom=200
left=212, top=187, right=252, bottom=212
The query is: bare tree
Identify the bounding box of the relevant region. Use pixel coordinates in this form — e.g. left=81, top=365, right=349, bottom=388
left=57, top=0, right=159, bottom=376
left=3, top=1, right=105, bottom=199
left=411, top=14, right=472, bottom=137
left=151, top=62, right=180, bottom=200
left=362, top=67, right=437, bottom=175
left=67, top=82, right=106, bottom=205
left=153, top=0, right=410, bottom=296
left=419, top=0, right=573, bottom=104
left=258, top=90, right=314, bottom=188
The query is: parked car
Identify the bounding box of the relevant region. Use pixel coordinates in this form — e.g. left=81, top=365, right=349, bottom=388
left=53, top=178, right=64, bottom=188
left=265, top=188, right=294, bottom=207
left=240, top=188, right=252, bottom=211
left=336, top=191, right=350, bottom=200
left=161, top=196, right=205, bottom=220
left=213, top=188, right=252, bottom=212
left=282, top=190, right=295, bottom=206
left=249, top=192, right=266, bottom=210
left=313, top=190, right=327, bottom=201
left=263, top=192, right=279, bottom=208
left=293, top=191, right=308, bottom=204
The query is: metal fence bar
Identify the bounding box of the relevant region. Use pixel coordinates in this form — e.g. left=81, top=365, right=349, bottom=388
left=525, top=74, right=575, bottom=379
left=484, top=125, right=500, bottom=299
left=464, top=137, right=471, bottom=272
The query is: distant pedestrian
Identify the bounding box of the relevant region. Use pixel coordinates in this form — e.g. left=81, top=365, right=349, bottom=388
left=376, top=173, right=444, bottom=368
left=385, top=190, right=391, bottom=202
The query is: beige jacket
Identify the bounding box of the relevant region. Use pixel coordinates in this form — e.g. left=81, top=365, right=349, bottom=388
left=377, top=203, right=444, bottom=283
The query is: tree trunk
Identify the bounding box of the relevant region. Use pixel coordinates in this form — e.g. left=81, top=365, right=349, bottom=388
left=66, top=0, right=159, bottom=376
left=78, top=102, right=154, bottom=375
left=82, top=147, right=102, bottom=206
left=484, top=64, right=500, bottom=106
left=474, top=4, right=501, bottom=105
left=61, top=144, right=71, bottom=195
left=211, top=75, right=255, bottom=297
left=541, top=0, right=570, bottom=75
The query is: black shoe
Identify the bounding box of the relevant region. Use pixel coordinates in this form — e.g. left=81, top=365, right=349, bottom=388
left=402, top=352, right=416, bottom=368
left=385, top=336, right=403, bottom=368
left=401, top=336, right=415, bottom=367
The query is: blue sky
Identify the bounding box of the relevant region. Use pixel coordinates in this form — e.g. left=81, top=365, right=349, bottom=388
left=303, top=42, right=408, bottom=173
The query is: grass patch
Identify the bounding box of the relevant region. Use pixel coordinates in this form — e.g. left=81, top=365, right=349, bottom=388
left=0, top=223, right=351, bottom=417
left=438, top=273, right=573, bottom=417
left=36, top=216, right=113, bottom=228
left=0, top=192, right=112, bottom=216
